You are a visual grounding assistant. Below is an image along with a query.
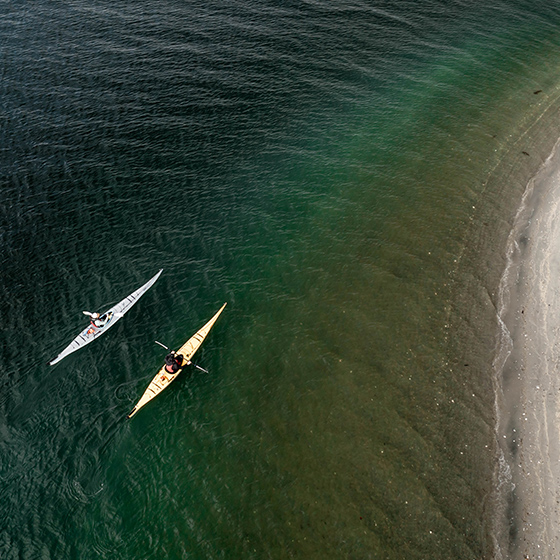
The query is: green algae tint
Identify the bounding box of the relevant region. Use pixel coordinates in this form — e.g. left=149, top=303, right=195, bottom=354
left=4, top=2, right=560, bottom=559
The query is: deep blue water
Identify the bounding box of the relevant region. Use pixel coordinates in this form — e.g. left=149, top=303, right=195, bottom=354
left=3, top=1, right=560, bottom=558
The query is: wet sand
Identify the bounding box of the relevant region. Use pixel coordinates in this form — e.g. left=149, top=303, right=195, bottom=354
left=497, top=139, right=560, bottom=560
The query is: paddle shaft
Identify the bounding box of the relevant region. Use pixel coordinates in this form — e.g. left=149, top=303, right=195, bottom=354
left=154, top=341, right=209, bottom=373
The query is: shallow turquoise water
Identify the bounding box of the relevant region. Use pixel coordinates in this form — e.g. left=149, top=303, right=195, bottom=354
left=3, top=1, right=560, bottom=558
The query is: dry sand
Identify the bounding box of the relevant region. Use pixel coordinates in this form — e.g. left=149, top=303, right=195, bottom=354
left=497, top=138, right=560, bottom=560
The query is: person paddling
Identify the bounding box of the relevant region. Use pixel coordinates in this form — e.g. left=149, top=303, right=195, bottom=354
left=164, top=352, right=191, bottom=374
left=83, top=311, right=108, bottom=328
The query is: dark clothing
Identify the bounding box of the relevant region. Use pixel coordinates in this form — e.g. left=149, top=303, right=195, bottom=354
left=164, top=353, right=184, bottom=374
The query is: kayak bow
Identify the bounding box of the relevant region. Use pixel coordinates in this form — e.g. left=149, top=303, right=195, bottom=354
left=49, top=269, right=163, bottom=366
left=127, top=302, right=226, bottom=419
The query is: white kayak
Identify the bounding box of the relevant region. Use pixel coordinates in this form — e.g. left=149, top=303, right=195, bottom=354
left=49, top=269, right=163, bottom=366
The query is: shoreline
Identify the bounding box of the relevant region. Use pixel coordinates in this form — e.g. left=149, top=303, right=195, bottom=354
left=439, top=90, right=560, bottom=556
left=494, top=137, right=560, bottom=559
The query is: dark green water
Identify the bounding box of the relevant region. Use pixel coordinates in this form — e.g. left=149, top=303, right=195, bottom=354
left=3, top=1, right=560, bottom=558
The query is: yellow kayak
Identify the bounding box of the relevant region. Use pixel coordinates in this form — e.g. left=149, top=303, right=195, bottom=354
left=127, top=303, right=227, bottom=418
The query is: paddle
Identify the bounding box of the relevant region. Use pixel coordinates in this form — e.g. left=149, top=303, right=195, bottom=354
left=154, top=341, right=209, bottom=373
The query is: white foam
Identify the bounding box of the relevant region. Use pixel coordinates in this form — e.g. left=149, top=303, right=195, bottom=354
left=492, top=137, right=560, bottom=558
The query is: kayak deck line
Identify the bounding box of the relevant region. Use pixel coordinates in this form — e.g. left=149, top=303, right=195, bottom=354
left=127, top=302, right=227, bottom=419
left=48, top=269, right=163, bottom=366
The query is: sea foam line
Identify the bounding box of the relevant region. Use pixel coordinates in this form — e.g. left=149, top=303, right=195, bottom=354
left=490, top=137, right=560, bottom=558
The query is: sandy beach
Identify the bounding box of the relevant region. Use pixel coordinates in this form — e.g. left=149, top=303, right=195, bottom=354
left=496, top=138, right=560, bottom=560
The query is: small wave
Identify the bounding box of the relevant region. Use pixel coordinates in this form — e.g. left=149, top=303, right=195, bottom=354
left=65, top=477, right=105, bottom=504
left=490, top=135, right=560, bottom=557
